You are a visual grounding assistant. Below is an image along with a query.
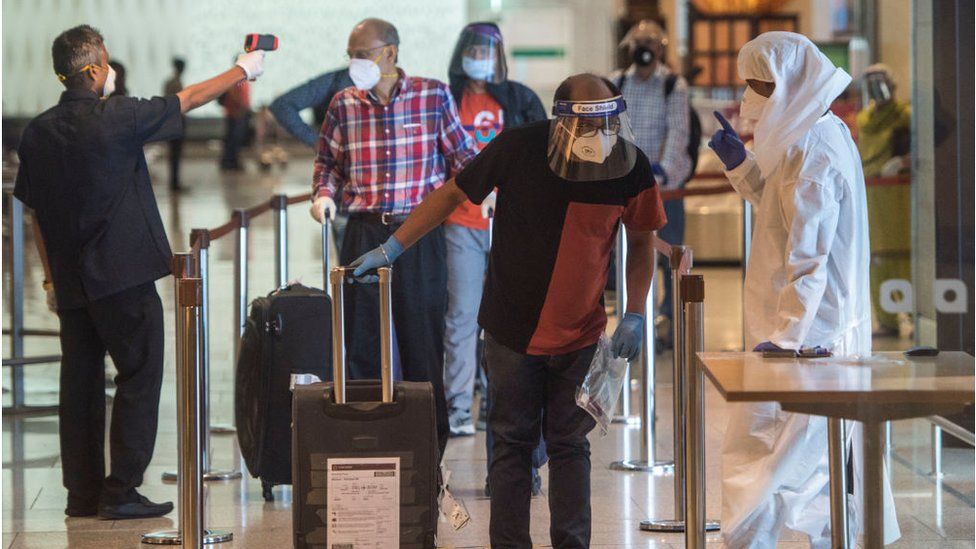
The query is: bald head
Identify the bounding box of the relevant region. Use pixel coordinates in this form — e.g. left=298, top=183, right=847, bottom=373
left=351, top=18, right=400, bottom=47
left=553, top=73, right=618, bottom=103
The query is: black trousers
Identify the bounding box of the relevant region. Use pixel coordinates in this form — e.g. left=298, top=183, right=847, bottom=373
left=168, top=138, right=184, bottom=189
left=57, top=282, right=165, bottom=505
left=484, top=334, right=597, bottom=549
left=339, top=216, right=450, bottom=456
left=221, top=114, right=249, bottom=169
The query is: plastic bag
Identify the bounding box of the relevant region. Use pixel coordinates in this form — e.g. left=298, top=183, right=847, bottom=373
left=576, top=335, right=629, bottom=435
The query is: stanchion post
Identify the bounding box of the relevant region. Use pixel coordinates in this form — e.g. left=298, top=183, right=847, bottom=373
left=610, top=249, right=673, bottom=474
left=9, top=195, right=25, bottom=407
left=931, top=424, right=943, bottom=478
left=741, top=200, right=752, bottom=350
left=143, top=258, right=231, bottom=546
left=683, top=275, right=706, bottom=549
left=612, top=225, right=636, bottom=424
left=272, top=194, right=289, bottom=287
left=641, top=264, right=717, bottom=534
left=671, top=245, right=688, bottom=521
left=233, top=209, right=250, bottom=362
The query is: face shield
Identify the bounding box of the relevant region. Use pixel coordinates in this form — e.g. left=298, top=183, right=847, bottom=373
left=863, top=71, right=893, bottom=104
left=449, top=24, right=507, bottom=84
left=548, top=96, right=639, bottom=182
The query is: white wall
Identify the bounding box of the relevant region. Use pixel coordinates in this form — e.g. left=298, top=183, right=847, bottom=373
left=2, top=0, right=467, bottom=117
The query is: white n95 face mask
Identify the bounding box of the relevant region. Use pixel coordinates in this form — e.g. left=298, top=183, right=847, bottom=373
left=102, top=65, right=117, bottom=97
left=739, top=86, right=767, bottom=121
left=349, top=58, right=381, bottom=91
left=571, top=132, right=617, bottom=164
left=462, top=56, right=494, bottom=81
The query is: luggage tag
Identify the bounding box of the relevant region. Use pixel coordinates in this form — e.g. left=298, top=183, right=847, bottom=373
left=438, top=467, right=470, bottom=531
left=289, top=373, right=322, bottom=390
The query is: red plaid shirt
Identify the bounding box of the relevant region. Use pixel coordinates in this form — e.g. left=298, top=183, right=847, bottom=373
left=313, top=72, right=477, bottom=214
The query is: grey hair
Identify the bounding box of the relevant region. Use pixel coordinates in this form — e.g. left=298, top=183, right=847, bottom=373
left=357, top=18, right=400, bottom=46
left=52, top=25, right=104, bottom=85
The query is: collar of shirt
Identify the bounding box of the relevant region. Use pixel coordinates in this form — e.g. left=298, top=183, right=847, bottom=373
left=624, top=63, right=671, bottom=82
left=59, top=88, right=100, bottom=103
left=360, top=68, right=410, bottom=104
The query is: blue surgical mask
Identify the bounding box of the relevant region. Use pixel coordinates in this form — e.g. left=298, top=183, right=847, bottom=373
left=462, top=56, right=494, bottom=81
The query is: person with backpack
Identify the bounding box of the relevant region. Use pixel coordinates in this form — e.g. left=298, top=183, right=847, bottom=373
left=614, top=19, right=696, bottom=349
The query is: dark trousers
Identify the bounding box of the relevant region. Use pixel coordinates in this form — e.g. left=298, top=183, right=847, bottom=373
left=57, top=283, right=164, bottom=505
left=658, top=199, right=685, bottom=323
left=168, top=138, right=184, bottom=189
left=484, top=334, right=597, bottom=549
left=221, top=114, right=249, bottom=169
left=339, top=215, right=449, bottom=456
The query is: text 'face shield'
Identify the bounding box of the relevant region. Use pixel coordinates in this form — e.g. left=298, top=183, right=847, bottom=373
left=548, top=96, right=638, bottom=182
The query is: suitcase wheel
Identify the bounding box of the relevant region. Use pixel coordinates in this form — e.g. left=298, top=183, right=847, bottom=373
left=261, top=479, right=275, bottom=502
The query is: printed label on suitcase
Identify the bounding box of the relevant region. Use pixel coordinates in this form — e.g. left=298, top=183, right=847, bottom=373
left=326, top=457, right=400, bottom=549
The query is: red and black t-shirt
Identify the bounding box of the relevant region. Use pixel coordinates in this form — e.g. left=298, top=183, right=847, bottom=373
left=455, top=120, right=667, bottom=356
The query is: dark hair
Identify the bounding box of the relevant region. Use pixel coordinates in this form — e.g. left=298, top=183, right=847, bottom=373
left=553, top=73, right=621, bottom=102
left=52, top=25, right=104, bottom=87
left=173, top=57, right=186, bottom=74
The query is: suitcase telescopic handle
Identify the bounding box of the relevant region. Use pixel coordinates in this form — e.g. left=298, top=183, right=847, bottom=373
left=329, top=266, right=394, bottom=405
left=321, top=218, right=331, bottom=298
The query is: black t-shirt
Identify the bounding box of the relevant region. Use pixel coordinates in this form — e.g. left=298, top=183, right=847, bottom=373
left=14, top=90, right=183, bottom=309
left=455, top=120, right=667, bottom=355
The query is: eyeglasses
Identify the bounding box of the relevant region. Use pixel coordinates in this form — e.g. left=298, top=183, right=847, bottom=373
left=574, top=118, right=621, bottom=138
left=345, top=44, right=389, bottom=61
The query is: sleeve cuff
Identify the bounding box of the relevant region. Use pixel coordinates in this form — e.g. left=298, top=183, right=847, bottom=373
left=724, top=150, right=756, bottom=178
left=315, top=185, right=334, bottom=200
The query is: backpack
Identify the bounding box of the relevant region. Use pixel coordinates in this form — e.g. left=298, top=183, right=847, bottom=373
left=616, top=73, right=702, bottom=184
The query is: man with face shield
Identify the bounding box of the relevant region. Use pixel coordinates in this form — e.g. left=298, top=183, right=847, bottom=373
left=708, top=32, right=900, bottom=547
left=310, top=18, right=478, bottom=458
left=614, top=19, right=693, bottom=350
left=349, top=73, right=666, bottom=547
left=14, top=24, right=266, bottom=519
left=856, top=64, right=912, bottom=338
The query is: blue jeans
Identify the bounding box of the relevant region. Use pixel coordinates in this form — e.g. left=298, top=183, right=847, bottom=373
left=484, top=334, right=597, bottom=549
left=443, top=224, right=490, bottom=413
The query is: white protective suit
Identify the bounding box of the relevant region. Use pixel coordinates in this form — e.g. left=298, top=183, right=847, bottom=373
left=720, top=32, right=900, bottom=548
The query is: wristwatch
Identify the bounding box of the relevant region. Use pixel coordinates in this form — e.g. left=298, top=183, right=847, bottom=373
left=42, top=280, right=54, bottom=291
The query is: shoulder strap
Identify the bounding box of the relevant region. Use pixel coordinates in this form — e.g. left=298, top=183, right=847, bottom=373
left=664, top=74, right=677, bottom=97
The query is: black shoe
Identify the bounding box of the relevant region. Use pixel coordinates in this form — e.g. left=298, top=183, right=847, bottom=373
left=98, top=494, right=173, bottom=520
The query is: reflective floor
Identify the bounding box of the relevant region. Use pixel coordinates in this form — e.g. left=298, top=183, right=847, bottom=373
left=3, top=149, right=974, bottom=548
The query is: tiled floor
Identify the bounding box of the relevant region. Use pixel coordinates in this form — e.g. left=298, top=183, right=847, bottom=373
left=3, top=151, right=974, bottom=548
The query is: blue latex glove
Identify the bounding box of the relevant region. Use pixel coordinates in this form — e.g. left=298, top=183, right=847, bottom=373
left=651, top=163, right=668, bottom=187
left=611, top=313, right=644, bottom=361
left=753, top=341, right=784, bottom=352
left=350, top=236, right=404, bottom=281
left=708, top=111, right=747, bottom=170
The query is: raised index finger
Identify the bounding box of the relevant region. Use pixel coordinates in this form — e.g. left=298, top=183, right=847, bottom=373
left=713, top=110, right=735, bottom=132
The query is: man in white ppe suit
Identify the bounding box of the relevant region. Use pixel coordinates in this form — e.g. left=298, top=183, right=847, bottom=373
left=708, top=32, right=900, bottom=548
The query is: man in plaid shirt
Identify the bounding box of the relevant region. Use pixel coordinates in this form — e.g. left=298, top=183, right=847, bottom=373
left=310, top=18, right=477, bottom=454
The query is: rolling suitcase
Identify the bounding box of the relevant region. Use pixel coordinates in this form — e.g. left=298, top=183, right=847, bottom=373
left=292, top=266, right=439, bottom=549
left=236, top=223, right=334, bottom=501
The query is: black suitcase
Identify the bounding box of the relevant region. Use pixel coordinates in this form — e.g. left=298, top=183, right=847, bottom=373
left=292, top=266, right=439, bottom=549
left=236, top=224, right=333, bottom=501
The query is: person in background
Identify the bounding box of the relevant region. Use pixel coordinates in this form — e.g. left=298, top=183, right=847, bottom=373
left=270, top=60, right=354, bottom=247
left=856, top=64, right=912, bottom=337
left=350, top=73, right=666, bottom=548
left=219, top=76, right=251, bottom=171
left=108, top=60, right=127, bottom=97
left=443, top=21, right=549, bottom=497
left=15, top=24, right=265, bottom=520
left=164, top=57, right=186, bottom=190
left=709, top=32, right=899, bottom=547
left=614, top=19, right=691, bottom=349
left=309, top=18, right=477, bottom=456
